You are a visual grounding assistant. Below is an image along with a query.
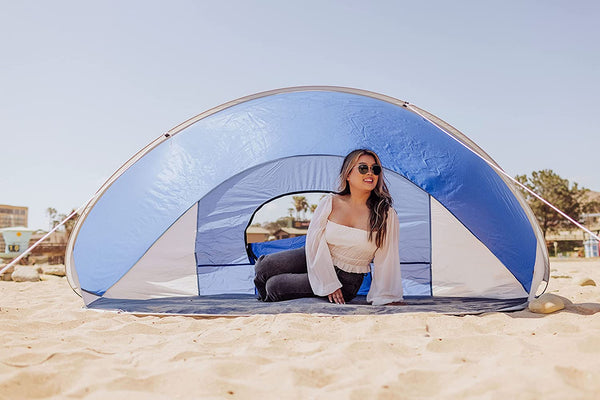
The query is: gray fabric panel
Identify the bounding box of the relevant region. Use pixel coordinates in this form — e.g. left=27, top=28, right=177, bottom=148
left=88, top=295, right=527, bottom=316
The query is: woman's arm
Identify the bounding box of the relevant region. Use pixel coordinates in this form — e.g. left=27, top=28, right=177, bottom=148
left=367, top=208, right=404, bottom=305
left=305, top=194, right=343, bottom=296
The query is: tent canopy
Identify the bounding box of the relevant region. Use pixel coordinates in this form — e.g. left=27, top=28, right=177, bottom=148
left=66, top=86, right=549, bottom=314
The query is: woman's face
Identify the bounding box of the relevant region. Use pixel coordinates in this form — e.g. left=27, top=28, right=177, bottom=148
left=346, top=154, right=379, bottom=193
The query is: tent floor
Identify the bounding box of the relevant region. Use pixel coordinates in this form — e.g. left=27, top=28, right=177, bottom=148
left=87, top=295, right=528, bottom=316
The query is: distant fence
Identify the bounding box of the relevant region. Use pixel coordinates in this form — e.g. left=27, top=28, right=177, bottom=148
left=29, top=242, right=66, bottom=264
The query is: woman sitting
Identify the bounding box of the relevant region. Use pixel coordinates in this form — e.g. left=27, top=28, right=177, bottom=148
left=254, top=149, right=403, bottom=305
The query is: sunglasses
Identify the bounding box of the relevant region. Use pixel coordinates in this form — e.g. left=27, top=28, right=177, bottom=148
left=356, top=164, right=382, bottom=175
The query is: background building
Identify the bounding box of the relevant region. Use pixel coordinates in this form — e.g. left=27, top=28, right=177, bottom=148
left=246, top=226, right=271, bottom=243
left=0, top=204, right=28, bottom=228
left=272, top=227, right=308, bottom=241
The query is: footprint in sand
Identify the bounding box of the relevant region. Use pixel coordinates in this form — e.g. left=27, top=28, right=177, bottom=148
left=555, top=366, right=600, bottom=392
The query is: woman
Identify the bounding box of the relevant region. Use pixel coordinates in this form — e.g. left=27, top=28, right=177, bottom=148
left=254, top=149, right=403, bottom=305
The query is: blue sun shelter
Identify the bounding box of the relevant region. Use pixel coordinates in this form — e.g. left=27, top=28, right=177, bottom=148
left=65, top=87, right=549, bottom=315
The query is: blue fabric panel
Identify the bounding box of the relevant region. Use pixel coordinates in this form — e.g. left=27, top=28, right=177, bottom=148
left=197, top=265, right=255, bottom=295
left=389, top=177, right=430, bottom=263
left=73, top=90, right=535, bottom=296
left=357, top=263, right=431, bottom=296
left=401, top=263, right=432, bottom=296
left=250, top=236, right=307, bottom=262
left=357, top=273, right=372, bottom=295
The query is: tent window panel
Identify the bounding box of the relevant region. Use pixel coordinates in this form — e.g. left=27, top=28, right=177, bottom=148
left=245, top=192, right=327, bottom=246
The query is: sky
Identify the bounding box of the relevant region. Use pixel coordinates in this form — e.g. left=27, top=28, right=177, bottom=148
left=1, top=1, right=599, bottom=230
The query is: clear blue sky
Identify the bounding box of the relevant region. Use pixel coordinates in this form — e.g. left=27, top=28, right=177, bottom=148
left=1, top=1, right=598, bottom=230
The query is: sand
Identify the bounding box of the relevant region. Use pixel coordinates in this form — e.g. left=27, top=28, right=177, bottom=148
left=1, top=259, right=599, bottom=400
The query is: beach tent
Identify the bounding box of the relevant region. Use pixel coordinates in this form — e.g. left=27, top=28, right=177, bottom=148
left=65, top=86, right=549, bottom=315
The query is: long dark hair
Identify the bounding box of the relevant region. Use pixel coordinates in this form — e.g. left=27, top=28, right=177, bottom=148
left=337, top=149, right=393, bottom=248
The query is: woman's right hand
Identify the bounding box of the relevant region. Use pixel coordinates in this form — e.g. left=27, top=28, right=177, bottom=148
left=328, top=288, right=345, bottom=304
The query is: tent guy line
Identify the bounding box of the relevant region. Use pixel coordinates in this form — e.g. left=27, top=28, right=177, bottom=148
left=408, top=105, right=600, bottom=243
left=0, top=195, right=96, bottom=275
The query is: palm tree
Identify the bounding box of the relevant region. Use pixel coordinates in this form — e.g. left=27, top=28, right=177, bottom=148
left=45, top=207, right=79, bottom=238
left=46, top=208, right=58, bottom=230
left=292, top=196, right=309, bottom=220
left=62, top=209, right=80, bottom=240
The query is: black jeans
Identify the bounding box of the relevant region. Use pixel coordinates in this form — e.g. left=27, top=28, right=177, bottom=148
left=254, top=247, right=365, bottom=302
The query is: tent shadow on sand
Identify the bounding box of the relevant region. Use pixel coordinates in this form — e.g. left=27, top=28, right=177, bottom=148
left=66, top=86, right=551, bottom=316
left=561, top=302, right=600, bottom=315
left=505, top=299, right=600, bottom=319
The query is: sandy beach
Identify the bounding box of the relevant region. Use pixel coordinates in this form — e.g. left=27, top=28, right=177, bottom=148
left=1, top=259, right=599, bottom=399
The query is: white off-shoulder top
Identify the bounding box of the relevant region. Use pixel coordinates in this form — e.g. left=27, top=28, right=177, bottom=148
left=325, top=220, right=376, bottom=273
left=305, top=194, right=403, bottom=305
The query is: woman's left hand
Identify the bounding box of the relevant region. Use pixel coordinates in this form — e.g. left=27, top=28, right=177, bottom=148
left=328, top=288, right=345, bottom=304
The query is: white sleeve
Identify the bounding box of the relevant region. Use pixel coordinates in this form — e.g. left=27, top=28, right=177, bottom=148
left=305, top=194, right=342, bottom=296
left=367, top=208, right=403, bottom=305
